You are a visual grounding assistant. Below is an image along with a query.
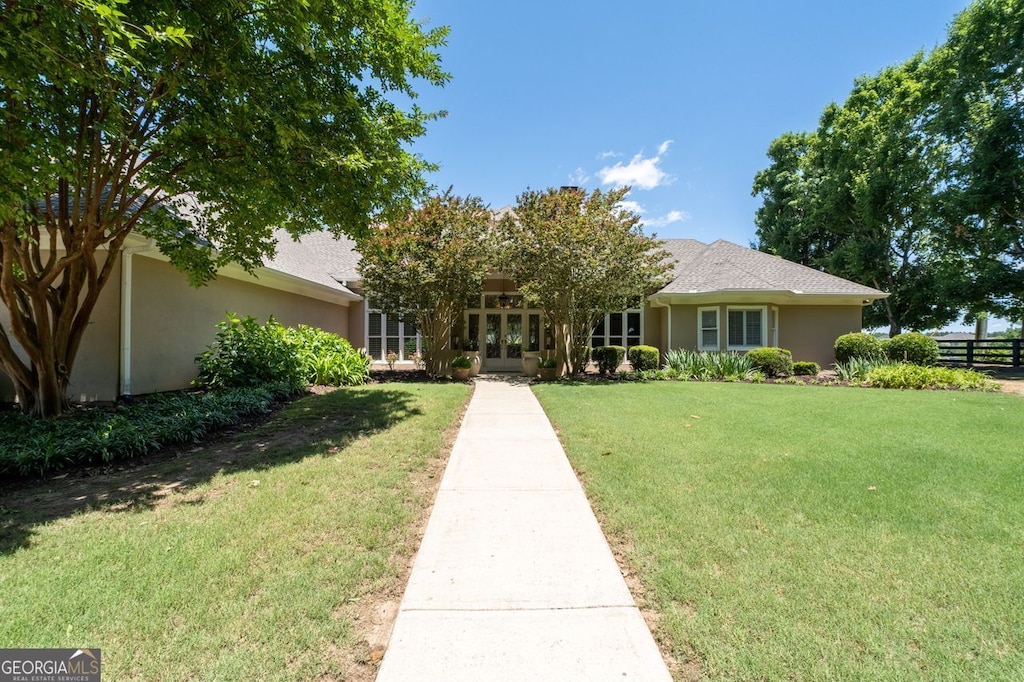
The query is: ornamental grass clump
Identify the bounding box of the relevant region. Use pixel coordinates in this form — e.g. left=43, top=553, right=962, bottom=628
left=833, top=356, right=894, bottom=382
left=663, top=349, right=754, bottom=381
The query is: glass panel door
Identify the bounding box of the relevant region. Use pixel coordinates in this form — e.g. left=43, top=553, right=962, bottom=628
left=506, top=314, right=523, bottom=359
left=486, top=314, right=502, bottom=359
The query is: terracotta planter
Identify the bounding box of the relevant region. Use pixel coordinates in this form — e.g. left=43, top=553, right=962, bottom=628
left=462, top=351, right=481, bottom=377
left=536, top=367, right=557, bottom=381
left=452, top=366, right=471, bottom=381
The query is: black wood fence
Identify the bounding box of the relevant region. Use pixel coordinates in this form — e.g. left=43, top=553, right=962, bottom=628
left=936, top=339, right=1022, bottom=368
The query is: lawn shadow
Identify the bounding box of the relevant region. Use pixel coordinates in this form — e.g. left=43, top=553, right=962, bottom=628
left=0, top=387, right=423, bottom=555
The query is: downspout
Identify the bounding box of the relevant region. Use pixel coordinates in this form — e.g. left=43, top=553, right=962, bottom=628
left=119, top=243, right=154, bottom=399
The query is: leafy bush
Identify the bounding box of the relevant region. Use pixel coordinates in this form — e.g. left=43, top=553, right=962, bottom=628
left=792, top=361, right=820, bottom=376
left=863, top=364, right=997, bottom=391
left=663, top=349, right=753, bottom=381
left=882, top=332, right=940, bottom=366
left=833, top=356, right=894, bottom=382
left=538, top=357, right=557, bottom=369
left=288, top=325, right=370, bottom=386
left=0, top=384, right=292, bottom=477
left=195, top=315, right=305, bottom=391
left=627, top=345, right=660, bottom=372
left=745, top=347, right=793, bottom=377
left=592, top=346, right=626, bottom=376
left=195, top=314, right=369, bottom=390
left=834, top=332, right=883, bottom=364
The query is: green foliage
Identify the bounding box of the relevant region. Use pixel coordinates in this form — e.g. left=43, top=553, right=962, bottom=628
left=834, top=332, right=884, bottom=364
left=500, top=187, right=673, bottom=375
left=745, top=347, right=793, bottom=377
left=592, top=346, right=626, bottom=376
left=0, top=385, right=291, bottom=477
left=627, top=345, right=660, bottom=372
left=863, top=364, right=997, bottom=391
left=358, top=191, right=495, bottom=376
left=0, top=0, right=449, bottom=417
left=833, top=356, right=895, bottom=382
left=882, top=332, right=940, bottom=365
left=289, top=325, right=371, bottom=386
left=195, top=315, right=369, bottom=390
left=195, top=315, right=306, bottom=391
left=663, top=349, right=754, bottom=381
left=537, top=357, right=558, bottom=369
left=450, top=355, right=472, bottom=369
left=792, top=361, right=820, bottom=376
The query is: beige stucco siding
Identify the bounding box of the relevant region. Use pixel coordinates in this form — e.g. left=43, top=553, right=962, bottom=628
left=0, top=253, right=122, bottom=403
left=777, top=305, right=863, bottom=367
left=642, top=304, right=664, bottom=355
left=128, top=255, right=351, bottom=395
left=664, top=302, right=863, bottom=367
left=347, top=300, right=367, bottom=351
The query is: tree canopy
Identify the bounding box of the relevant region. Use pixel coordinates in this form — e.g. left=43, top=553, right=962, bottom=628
left=753, top=0, right=1024, bottom=336
left=357, top=191, right=495, bottom=376
left=499, top=187, right=672, bottom=375
left=0, top=0, right=448, bottom=415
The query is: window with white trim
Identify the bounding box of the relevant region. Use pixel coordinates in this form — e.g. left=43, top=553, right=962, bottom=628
left=698, top=307, right=720, bottom=351
left=726, top=307, right=765, bottom=350
left=591, top=309, right=642, bottom=349
left=366, top=310, right=420, bottom=361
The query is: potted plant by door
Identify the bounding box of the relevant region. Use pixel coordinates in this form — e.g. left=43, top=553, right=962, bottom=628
left=522, top=352, right=540, bottom=377
left=462, top=338, right=481, bottom=377
left=536, top=357, right=558, bottom=381
left=451, top=355, right=473, bottom=381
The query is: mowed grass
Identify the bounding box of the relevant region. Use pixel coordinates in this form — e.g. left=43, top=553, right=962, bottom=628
left=533, top=382, right=1023, bottom=680
left=0, top=383, right=470, bottom=680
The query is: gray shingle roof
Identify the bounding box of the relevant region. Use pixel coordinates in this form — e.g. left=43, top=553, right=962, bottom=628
left=658, top=239, right=885, bottom=297
left=263, top=229, right=362, bottom=293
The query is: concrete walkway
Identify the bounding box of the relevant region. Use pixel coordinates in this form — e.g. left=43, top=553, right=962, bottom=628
left=377, top=376, right=671, bottom=681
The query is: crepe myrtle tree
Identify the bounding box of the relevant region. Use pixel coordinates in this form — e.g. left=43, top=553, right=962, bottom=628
left=500, top=186, right=673, bottom=376
left=0, top=0, right=448, bottom=416
left=357, top=191, right=496, bottom=376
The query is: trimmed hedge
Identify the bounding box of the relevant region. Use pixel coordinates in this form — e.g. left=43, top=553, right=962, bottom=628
left=592, top=346, right=626, bottom=376
left=627, top=345, right=660, bottom=372
left=834, top=332, right=883, bottom=364
left=883, top=332, right=939, bottom=366
left=746, top=347, right=793, bottom=377
left=792, top=361, right=820, bottom=376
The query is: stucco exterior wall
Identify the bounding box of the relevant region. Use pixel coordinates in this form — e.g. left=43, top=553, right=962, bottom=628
left=0, top=252, right=122, bottom=403
left=128, top=255, right=351, bottom=395
left=777, top=305, right=863, bottom=367
left=347, top=300, right=367, bottom=351
left=663, top=302, right=864, bottom=367
left=642, top=304, right=664, bottom=355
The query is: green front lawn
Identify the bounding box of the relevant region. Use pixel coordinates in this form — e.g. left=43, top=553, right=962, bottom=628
left=0, top=383, right=470, bottom=680
left=533, top=382, right=1023, bottom=680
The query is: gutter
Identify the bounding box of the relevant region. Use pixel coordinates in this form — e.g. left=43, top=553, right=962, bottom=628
left=119, top=241, right=155, bottom=398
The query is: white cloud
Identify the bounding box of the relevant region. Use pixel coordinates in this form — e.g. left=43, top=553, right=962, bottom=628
left=567, top=167, right=590, bottom=186
left=597, top=141, right=674, bottom=190
left=599, top=150, right=621, bottom=159
left=644, top=210, right=691, bottom=228
left=617, top=199, right=645, bottom=215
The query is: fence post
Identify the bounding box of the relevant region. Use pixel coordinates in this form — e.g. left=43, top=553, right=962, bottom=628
left=966, top=340, right=974, bottom=366
left=1014, top=340, right=1021, bottom=369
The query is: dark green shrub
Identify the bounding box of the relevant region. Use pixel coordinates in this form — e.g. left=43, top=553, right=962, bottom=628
left=834, top=332, right=883, bottom=363
left=195, top=314, right=305, bottom=391
left=882, top=332, right=939, bottom=366
left=627, top=345, right=660, bottom=372
left=592, top=346, right=626, bottom=376
left=792, top=361, right=820, bottom=376
left=450, top=355, right=472, bottom=369
left=745, top=347, right=793, bottom=377
left=288, top=325, right=370, bottom=386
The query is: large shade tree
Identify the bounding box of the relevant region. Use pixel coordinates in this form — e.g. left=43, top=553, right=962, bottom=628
left=0, top=0, right=448, bottom=416
left=357, top=191, right=495, bottom=376
left=500, top=187, right=672, bottom=376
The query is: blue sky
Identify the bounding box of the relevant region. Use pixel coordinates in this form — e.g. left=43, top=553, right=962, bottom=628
left=409, top=0, right=970, bottom=249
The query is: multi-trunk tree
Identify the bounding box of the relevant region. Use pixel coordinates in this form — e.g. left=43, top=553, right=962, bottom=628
left=0, top=0, right=448, bottom=416
left=357, top=191, right=495, bottom=376
left=499, top=187, right=672, bottom=376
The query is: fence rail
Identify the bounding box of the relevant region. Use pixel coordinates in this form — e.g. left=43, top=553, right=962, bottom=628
left=936, top=339, right=1022, bottom=368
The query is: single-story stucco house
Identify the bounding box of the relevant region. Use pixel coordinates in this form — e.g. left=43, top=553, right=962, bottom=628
left=0, top=228, right=886, bottom=403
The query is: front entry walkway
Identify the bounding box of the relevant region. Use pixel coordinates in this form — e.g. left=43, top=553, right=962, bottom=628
left=376, top=376, right=671, bottom=681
